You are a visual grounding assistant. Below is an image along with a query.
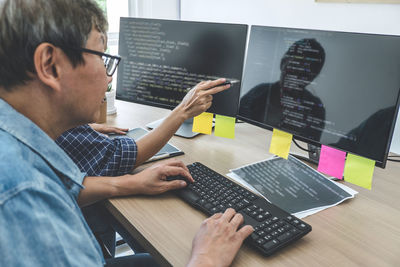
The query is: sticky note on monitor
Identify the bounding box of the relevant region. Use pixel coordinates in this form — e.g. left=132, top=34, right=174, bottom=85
left=343, top=153, right=375, bottom=190
left=214, top=115, right=235, bottom=139
left=269, top=129, right=292, bottom=159
left=192, top=112, right=213, bottom=135
left=317, top=145, right=346, bottom=180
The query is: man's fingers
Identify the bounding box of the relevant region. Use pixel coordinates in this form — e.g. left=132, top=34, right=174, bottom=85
left=164, top=179, right=187, bottom=191
left=114, top=129, right=128, bottom=135
left=116, top=127, right=129, bottom=132
left=162, top=165, right=193, bottom=183
left=237, top=225, right=254, bottom=240
left=203, top=83, right=230, bottom=96
left=164, top=159, right=191, bottom=175
left=210, top=212, right=223, bottom=220
left=197, top=78, right=230, bottom=92
left=196, top=78, right=224, bottom=90
left=230, top=213, right=245, bottom=229
left=220, top=208, right=236, bottom=222
left=104, top=127, right=129, bottom=134
left=196, top=79, right=230, bottom=96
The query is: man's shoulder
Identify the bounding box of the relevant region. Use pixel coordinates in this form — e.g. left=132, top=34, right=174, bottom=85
left=0, top=130, right=29, bottom=167
left=57, top=124, right=103, bottom=146
left=0, top=131, right=49, bottom=200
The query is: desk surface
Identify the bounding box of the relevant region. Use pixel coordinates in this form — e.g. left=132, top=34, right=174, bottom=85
left=105, top=100, right=400, bottom=267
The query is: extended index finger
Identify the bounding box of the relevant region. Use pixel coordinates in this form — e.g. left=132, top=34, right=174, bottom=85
left=204, top=83, right=231, bottom=96
left=197, top=78, right=231, bottom=95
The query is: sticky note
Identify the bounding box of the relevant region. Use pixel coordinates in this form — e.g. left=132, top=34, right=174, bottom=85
left=192, top=112, right=213, bottom=135
left=317, top=145, right=346, bottom=180
left=269, top=129, right=292, bottom=159
left=343, top=153, right=375, bottom=190
left=214, top=115, right=235, bottom=139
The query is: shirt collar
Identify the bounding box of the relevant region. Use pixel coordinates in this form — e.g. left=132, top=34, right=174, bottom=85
left=0, top=98, right=85, bottom=186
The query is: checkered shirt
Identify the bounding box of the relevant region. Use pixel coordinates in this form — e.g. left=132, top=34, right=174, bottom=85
left=56, top=124, right=137, bottom=176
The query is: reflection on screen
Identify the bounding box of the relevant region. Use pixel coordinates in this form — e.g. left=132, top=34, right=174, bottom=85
left=239, top=26, right=400, bottom=164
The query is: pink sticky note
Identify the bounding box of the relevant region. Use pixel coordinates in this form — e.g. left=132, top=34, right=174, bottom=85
left=317, top=145, right=346, bottom=179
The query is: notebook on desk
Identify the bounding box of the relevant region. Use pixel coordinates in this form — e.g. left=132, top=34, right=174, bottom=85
left=109, top=127, right=184, bottom=163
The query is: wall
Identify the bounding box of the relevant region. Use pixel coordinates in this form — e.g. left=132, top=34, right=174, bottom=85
left=129, top=0, right=180, bottom=19
left=180, top=0, right=400, bottom=35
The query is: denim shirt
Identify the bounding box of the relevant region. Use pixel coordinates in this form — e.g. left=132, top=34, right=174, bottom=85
left=0, top=99, right=104, bottom=266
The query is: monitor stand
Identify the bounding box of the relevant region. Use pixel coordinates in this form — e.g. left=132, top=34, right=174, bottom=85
left=291, top=144, right=321, bottom=165
left=146, top=117, right=200, bottom=138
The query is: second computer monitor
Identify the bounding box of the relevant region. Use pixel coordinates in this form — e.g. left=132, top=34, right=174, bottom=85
left=239, top=25, right=400, bottom=167
left=117, top=17, right=248, bottom=117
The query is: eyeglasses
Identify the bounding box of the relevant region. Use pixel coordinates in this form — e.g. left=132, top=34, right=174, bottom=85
left=64, top=47, right=122, bottom=76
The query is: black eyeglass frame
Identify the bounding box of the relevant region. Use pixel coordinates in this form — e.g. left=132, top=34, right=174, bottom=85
left=63, top=46, right=122, bottom=76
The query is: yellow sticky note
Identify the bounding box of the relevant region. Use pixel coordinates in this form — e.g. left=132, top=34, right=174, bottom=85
left=214, top=115, right=235, bottom=139
left=269, top=129, right=292, bottom=159
left=192, top=112, right=213, bottom=135
left=343, top=153, right=375, bottom=190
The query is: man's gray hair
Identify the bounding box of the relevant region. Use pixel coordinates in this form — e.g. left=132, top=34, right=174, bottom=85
left=0, top=0, right=108, bottom=90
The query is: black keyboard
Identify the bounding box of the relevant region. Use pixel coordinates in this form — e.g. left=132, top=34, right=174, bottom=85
left=168, top=162, right=311, bottom=256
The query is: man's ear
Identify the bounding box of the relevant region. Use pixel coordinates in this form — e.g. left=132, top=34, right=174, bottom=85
left=33, top=43, right=63, bottom=92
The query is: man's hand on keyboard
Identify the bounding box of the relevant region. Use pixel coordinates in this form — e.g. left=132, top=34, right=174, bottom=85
left=188, top=208, right=254, bottom=267
left=116, top=159, right=194, bottom=195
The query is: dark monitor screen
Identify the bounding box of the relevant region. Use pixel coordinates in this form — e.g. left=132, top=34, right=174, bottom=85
left=239, top=25, right=400, bottom=167
left=116, top=17, right=248, bottom=117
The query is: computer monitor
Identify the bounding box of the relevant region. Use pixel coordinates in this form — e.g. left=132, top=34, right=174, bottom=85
left=239, top=25, right=400, bottom=168
left=116, top=17, right=248, bottom=137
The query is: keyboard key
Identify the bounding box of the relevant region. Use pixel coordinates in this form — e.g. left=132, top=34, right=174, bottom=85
left=277, top=232, right=293, bottom=242
left=263, top=239, right=279, bottom=250
left=250, top=233, right=259, bottom=241
left=255, top=214, right=266, bottom=222
left=256, top=238, right=266, bottom=245
left=210, top=207, right=219, bottom=214
left=197, top=199, right=207, bottom=206
left=204, top=203, right=214, bottom=211
left=257, top=230, right=266, bottom=236
left=297, top=223, right=308, bottom=230
left=263, top=234, right=273, bottom=242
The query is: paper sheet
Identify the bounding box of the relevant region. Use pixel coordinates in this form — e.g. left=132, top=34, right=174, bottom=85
left=227, top=156, right=357, bottom=219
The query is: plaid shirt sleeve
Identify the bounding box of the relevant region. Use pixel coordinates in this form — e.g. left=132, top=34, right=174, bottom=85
left=55, top=124, right=137, bottom=176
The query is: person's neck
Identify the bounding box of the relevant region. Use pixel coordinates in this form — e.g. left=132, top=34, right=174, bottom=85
left=0, top=82, right=72, bottom=140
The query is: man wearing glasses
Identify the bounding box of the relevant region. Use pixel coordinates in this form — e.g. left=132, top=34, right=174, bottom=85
left=0, top=0, right=253, bottom=266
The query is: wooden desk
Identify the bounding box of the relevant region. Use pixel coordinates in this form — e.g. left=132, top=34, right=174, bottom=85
left=105, top=100, right=400, bottom=267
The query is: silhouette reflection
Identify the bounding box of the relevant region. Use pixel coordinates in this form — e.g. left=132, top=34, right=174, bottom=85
left=240, top=38, right=326, bottom=141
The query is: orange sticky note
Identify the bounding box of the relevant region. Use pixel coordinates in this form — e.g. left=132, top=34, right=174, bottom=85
left=192, top=112, right=213, bottom=135
left=214, top=115, right=235, bottom=139
left=269, top=129, right=292, bottom=159
left=343, top=153, right=375, bottom=190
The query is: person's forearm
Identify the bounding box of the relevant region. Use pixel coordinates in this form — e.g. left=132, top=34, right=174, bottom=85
left=77, top=175, right=140, bottom=207
left=135, top=106, right=187, bottom=167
